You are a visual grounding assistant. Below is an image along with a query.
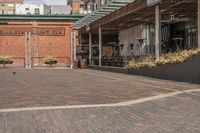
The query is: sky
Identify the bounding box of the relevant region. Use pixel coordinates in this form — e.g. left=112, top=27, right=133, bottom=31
left=24, top=0, right=68, bottom=5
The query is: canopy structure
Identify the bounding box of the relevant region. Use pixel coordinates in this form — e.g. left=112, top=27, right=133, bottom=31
left=73, top=0, right=197, bottom=32
left=73, top=0, right=135, bottom=29
left=71, top=0, right=199, bottom=66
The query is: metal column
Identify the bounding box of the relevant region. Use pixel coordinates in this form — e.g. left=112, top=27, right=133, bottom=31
left=70, top=32, right=73, bottom=68
left=99, top=26, right=102, bottom=66
left=89, top=31, right=92, bottom=66
left=198, top=0, right=200, bottom=48
left=155, top=4, right=161, bottom=61
left=73, top=31, right=77, bottom=60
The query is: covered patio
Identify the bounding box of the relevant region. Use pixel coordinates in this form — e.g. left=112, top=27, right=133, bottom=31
left=73, top=0, right=199, bottom=67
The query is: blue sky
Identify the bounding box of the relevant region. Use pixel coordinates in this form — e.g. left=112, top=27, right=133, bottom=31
left=24, top=0, right=68, bottom=5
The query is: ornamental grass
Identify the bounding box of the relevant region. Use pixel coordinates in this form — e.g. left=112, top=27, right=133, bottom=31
left=0, top=56, right=14, bottom=64
left=44, top=56, right=58, bottom=65
left=127, top=49, right=200, bottom=69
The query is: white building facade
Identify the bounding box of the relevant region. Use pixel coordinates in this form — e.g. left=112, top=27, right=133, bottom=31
left=15, top=3, right=51, bottom=15
left=50, top=5, right=70, bottom=15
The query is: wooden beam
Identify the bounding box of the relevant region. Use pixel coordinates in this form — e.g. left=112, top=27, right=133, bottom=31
left=155, top=4, right=161, bottom=61
left=91, top=0, right=147, bottom=29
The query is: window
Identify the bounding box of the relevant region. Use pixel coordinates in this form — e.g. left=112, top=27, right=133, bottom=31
left=7, top=10, right=14, bottom=14
left=0, top=10, right=2, bottom=14
left=2, top=3, right=7, bottom=7
left=35, top=8, right=40, bottom=15
left=0, top=3, right=6, bottom=7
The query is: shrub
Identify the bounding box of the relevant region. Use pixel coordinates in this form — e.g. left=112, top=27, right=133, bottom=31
left=44, top=56, right=57, bottom=67
left=127, top=49, right=200, bottom=69
left=0, top=56, right=14, bottom=68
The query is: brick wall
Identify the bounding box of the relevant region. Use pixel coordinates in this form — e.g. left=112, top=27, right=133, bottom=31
left=0, top=21, right=74, bottom=67
left=72, top=0, right=81, bottom=14
left=0, top=0, right=23, bottom=3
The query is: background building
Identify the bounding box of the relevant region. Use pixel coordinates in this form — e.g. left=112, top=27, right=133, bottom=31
left=1, top=0, right=79, bottom=15
left=15, top=3, right=51, bottom=15
left=0, top=0, right=23, bottom=14
left=50, top=5, right=71, bottom=15
left=80, top=0, right=112, bottom=14
left=68, top=0, right=84, bottom=14
left=0, top=15, right=83, bottom=67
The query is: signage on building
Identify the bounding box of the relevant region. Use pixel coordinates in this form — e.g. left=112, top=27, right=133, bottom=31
left=0, top=27, right=65, bottom=36
left=0, top=28, right=32, bottom=36
left=36, top=28, right=65, bottom=36
left=147, top=0, right=161, bottom=6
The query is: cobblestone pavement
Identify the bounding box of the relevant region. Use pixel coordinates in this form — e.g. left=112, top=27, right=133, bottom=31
left=0, top=68, right=199, bottom=133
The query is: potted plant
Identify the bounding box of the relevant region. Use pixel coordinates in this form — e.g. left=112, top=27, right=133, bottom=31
left=0, top=56, right=14, bottom=68
left=44, top=56, right=58, bottom=67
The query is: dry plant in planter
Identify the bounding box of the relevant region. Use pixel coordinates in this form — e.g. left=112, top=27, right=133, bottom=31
left=44, top=56, right=58, bottom=67
left=127, top=49, right=200, bottom=69
left=0, top=56, right=14, bottom=68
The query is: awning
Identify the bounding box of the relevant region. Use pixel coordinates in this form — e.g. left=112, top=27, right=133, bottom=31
left=73, top=0, right=135, bottom=29
left=74, top=0, right=197, bottom=32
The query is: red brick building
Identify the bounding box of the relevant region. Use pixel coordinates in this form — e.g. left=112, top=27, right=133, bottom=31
left=0, top=15, right=82, bottom=67
left=0, top=0, right=23, bottom=15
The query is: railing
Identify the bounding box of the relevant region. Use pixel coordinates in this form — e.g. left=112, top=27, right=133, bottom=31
left=92, top=56, right=130, bottom=67
left=102, top=57, right=124, bottom=67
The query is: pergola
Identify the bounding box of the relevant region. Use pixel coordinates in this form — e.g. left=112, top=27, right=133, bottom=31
left=73, top=0, right=199, bottom=66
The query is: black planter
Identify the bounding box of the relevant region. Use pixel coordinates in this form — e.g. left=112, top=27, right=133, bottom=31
left=0, top=61, right=13, bottom=68
left=128, top=55, right=200, bottom=84
left=90, top=55, right=200, bottom=84
left=45, top=60, right=58, bottom=67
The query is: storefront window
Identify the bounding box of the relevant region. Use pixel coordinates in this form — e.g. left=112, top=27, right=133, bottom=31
left=7, top=10, right=14, bottom=14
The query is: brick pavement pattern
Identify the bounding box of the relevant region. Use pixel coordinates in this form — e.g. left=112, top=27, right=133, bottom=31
left=0, top=69, right=200, bottom=132
left=0, top=68, right=199, bottom=109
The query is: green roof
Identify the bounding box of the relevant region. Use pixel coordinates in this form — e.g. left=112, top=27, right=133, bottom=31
left=0, top=14, right=84, bottom=21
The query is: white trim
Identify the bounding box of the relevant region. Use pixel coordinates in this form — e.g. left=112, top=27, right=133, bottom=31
left=0, top=89, right=199, bottom=113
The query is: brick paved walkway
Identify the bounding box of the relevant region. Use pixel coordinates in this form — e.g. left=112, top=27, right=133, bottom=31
left=0, top=91, right=199, bottom=133
left=0, top=69, right=199, bottom=132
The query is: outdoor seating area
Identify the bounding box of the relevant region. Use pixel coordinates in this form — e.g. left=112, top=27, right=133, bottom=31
left=73, top=0, right=199, bottom=68
left=101, top=56, right=124, bottom=67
